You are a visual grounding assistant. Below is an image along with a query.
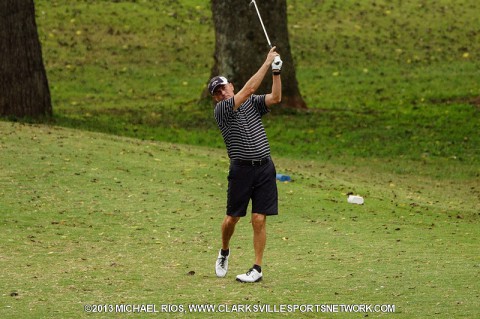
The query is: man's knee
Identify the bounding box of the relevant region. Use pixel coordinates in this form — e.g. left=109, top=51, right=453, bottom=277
left=224, top=215, right=240, bottom=226
left=251, top=213, right=266, bottom=229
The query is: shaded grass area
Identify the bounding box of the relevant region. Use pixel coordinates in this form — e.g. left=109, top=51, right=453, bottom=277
left=31, top=0, right=480, bottom=180
left=1, top=121, right=479, bottom=318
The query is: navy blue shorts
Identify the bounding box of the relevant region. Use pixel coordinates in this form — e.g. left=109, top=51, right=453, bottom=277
left=226, top=158, right=278, bottom=217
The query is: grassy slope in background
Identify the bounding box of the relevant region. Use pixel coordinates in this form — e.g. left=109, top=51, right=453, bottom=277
left=32, top=0, right=480, bottom=178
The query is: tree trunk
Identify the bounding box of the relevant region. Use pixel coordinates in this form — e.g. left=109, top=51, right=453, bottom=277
left=0, top=0, right=52, bottom=118
left=209, top=0, right=307, bottom=109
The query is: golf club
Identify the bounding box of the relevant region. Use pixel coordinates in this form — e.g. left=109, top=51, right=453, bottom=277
left=249, top=0, right=272, bottom=48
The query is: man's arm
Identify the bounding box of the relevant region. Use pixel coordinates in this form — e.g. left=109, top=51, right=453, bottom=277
left=265, top=73, right=282, bottom=107
left=233, top=47, right=279, bottom=110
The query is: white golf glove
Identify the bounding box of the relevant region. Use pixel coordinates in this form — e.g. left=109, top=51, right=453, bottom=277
left=272, top=56, right=282, bottom=73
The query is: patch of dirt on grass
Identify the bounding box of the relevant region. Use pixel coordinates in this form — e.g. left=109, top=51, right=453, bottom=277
left=470, top=96, right=480, bottom=109
left=429, top=96, right=480, bottom=109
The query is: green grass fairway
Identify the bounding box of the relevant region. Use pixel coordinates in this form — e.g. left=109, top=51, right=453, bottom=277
left=1, top=121, right=478, bottom=318
left=2, top=0, right=479, bottom=317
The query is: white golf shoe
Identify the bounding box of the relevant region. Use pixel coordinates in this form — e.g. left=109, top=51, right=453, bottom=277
left=236, top=268, right=263, bottom=283
left=215, top=250, right=229, bottom=277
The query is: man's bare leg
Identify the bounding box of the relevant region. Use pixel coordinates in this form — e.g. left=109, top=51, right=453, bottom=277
left=222, top=215, right=240, bottom=250
left=251, top=213, right=266, bottom=266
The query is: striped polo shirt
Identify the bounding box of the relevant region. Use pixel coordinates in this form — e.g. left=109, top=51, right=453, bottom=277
left=214, top=95, right=271, bottom=160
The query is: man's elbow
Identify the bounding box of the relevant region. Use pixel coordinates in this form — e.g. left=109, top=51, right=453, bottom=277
left=265, top=92, right=281, bottom=106
left=271, top=95, right=282, bottom=104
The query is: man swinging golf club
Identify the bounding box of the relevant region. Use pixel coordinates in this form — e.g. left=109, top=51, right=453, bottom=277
left=209, top=46, right=283, bottom=282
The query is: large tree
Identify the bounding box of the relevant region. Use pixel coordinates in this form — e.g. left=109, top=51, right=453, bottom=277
left=210, top=0, right=307, bottom=109
left=0, top=0, right=52, bottom=118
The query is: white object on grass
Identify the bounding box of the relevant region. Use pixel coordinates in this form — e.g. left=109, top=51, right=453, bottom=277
left=347, top=195, right=364, bottom=205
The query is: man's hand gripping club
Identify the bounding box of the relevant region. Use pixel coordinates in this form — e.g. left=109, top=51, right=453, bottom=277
left=234, top=47, right=282, bottom=110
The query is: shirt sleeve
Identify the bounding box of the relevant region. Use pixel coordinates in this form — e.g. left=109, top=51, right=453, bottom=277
left=252, top=94, right=269, bottom=116
left=214, top=97, right=235, bottom=129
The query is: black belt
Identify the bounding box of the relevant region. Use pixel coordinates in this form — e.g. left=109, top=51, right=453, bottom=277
left=231, top=157, right=270, bottom=167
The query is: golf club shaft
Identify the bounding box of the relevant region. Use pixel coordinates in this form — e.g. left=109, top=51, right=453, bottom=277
left=250, top=0, right=272, bottom=48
